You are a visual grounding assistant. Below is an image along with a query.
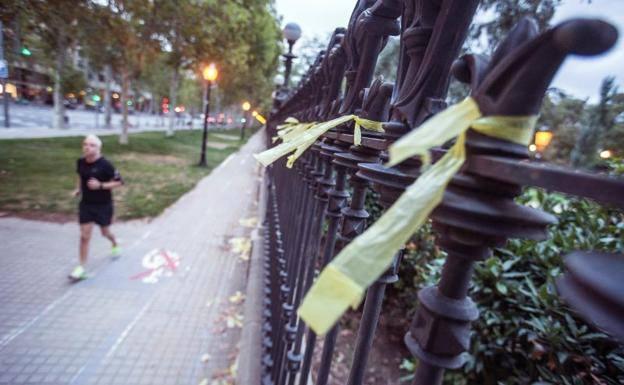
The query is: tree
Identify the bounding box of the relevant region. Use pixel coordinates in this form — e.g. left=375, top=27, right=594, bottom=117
left=469, top=0, right=565, bottom=52
left=61, top=66, right=87, bottom=95
left=152, top=1, right=211, bottom=136
left=81, top=3, right=125, bottom=129
left=104, top=0, right=158, bottom=144
left=149, top=0, right=281, bottom=135
left=287, top=35, right=328, bottom=85
left=374, top=36, right=399, bottom=82
left=23, top=1, right=90, bottom=129
left=603, top=92, right=624, bottom=157
left=177, top=74, right=201, bottom=116
left=198, top=0, right=282, bottom=115
left=140, top=53, right=170, bottom=114
left=571, top=76, right=620, bottom=168
left=537, top=89, right=588, bottom=164
left=0, top=1, right=26, bottom=64
left=5, top=0, right=281, bottom=137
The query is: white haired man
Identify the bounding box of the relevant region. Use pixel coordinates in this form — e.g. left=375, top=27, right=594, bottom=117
left=70, top=134, right=124, bottom=280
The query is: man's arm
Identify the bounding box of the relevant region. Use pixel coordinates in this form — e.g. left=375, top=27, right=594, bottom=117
left=101, top=180, right=123, bottom=190
left=73, top=176, right=81, bottom=197
left=86, top=179, right=123, bottom=190
left=87, top=166, right=124, bottom=190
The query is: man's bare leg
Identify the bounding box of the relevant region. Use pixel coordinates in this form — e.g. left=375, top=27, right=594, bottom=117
left=79, top=223, right=94, bottom=266
left=100, top=226, right=117, bottom=247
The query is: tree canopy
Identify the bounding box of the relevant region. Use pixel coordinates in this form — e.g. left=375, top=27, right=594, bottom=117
left=2, top=0, right=282, bottom=136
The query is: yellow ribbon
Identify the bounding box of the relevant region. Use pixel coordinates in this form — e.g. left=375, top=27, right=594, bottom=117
left=254, top=115, right=385, bottom=168
left=279, top=122, right=316, bottom=144
left=279, top=117, right=300, bottom=127
left=272, top=118, right=302, bottom=143
left=297, top=97, right=537, bottom=335
left=353, top=116, right=384, bottom=147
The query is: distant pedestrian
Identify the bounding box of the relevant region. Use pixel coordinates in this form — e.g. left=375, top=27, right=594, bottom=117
left=70, top=134, right=123, bottom=280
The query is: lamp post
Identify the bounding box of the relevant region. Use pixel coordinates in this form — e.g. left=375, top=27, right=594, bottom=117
left=282, top=22, right=302, bottom=88
left=241, top=101, right=251, bottom=141
left=199, top=63, right=218, bottom=167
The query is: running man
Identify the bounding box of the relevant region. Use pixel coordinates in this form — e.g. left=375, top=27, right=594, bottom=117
left=70, top=134, right=124, bottom=280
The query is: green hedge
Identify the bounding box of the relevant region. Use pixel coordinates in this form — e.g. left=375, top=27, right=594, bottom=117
left=373, top=186, right=624, bottom=384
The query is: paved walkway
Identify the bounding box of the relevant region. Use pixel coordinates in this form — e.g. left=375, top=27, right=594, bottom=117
left=0, top=131, right=266, bottom=385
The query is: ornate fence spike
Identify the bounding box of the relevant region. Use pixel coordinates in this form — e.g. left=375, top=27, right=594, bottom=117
left=556, top=251, right=624, bottom=344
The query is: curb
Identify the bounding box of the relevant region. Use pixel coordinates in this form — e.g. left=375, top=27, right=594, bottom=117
left=237, top=152, right=268, bottom=385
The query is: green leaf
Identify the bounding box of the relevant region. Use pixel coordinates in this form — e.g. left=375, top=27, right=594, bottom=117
left=496, top=282, right=508, bottom=295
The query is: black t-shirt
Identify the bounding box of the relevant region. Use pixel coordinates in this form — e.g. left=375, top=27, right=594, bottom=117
left=76, top=157, right=122, bottom=204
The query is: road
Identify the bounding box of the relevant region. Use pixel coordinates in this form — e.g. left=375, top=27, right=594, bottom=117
left=0, top=103, right=237, bottom=139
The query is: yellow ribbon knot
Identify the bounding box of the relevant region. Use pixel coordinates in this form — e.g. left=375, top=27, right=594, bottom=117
left=297, top=97, right=537, bottom=335
left=254, top=115, right=385, bottom=168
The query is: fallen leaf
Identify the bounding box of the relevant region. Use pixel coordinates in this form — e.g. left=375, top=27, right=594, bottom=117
left=210, top=380, right=233, bottom=385
left=226, top=313, right=244, bottom=328
left=239, top=217, right=258, bottom=228
left=228, top=237, right=251, bottom=261
left=228, top=291, right=245, bottom=304
left=229, top=360, right=238, bottom=377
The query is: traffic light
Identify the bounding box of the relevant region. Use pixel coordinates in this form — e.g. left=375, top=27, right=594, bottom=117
left=92, top=95, right=101, bottom=102
left=20, top=47, right=32, bottom=57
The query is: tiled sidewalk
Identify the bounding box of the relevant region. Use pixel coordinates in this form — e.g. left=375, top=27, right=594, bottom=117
left=0, top=132, right=265, bottom=385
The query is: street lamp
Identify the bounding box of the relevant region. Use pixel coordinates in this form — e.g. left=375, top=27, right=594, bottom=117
left=241, top=101, right=251, bottom=141
left=534, top=130, right=553, bottom=153
left=600, top=149, right=612, bottom=159
left=199, top=63, right=218, bottom=167
left=282, top=22, right=302, bottom=88
left=252, top=110, right=266, bottom=125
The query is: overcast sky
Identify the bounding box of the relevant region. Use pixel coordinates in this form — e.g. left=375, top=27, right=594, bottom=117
left=274, top=0, right=624, bottom=102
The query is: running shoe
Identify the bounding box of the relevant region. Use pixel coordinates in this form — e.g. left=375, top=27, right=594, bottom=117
left=111, top=246, right=122, bottom=259
left=69, top=265, right=87, bottom=280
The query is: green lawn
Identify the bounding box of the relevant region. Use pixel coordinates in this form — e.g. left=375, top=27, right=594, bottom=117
left=0, top=129, right=245, bottom=220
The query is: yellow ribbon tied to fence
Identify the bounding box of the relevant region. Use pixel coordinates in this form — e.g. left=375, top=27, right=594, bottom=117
left=278, top=117, right=300, bottom=128
left=278, top=122, right=317, bottom=144
left=297, top=97, right=537, bottom=335
left=255, top=115, right=384, bottom=168
left=273, top=118, right=306, bottom=144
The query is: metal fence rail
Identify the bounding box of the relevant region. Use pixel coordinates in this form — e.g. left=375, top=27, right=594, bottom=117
left=258, top=1, right=623, bottom=384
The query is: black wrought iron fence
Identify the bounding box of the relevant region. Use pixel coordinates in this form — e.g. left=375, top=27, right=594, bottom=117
left=256, top=1, right=624, bottom=384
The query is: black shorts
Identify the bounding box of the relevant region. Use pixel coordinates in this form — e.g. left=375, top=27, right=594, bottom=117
left=79, top=202, right=114, bottom=226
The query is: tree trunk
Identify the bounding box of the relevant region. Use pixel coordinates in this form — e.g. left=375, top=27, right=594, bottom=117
left=104, top=64, right=113, bottom=128
left=166, top=66, right=179, bottom=137
left=119, top=69, right=129, bottom=145
left=53, top=37, right=66, bottom=129
left=134, top=87, right=141, bottom=128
